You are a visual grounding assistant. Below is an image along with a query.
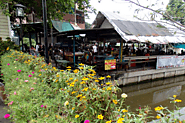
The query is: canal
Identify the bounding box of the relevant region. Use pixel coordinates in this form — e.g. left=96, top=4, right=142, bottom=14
left=118, top=75, right=185, bottom=121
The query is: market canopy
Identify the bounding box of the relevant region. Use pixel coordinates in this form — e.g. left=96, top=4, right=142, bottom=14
left=51, top=20, right=77, bottom=32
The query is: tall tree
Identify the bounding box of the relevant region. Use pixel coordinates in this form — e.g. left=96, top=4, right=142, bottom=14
left=165, top=0, right=185, bottom=25
left=0, top=0, right=94, bottom=24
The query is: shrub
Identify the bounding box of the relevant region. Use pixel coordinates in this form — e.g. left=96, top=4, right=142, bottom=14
left=1, top=50, right=185, bottom=123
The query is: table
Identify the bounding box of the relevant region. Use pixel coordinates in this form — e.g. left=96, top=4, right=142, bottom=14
left=56, top=60, right=73, bottom=68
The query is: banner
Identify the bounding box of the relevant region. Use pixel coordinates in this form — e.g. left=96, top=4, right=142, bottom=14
left=157, top=55, right=185, bottom=69
left=105, top=59, right=116, bottom=70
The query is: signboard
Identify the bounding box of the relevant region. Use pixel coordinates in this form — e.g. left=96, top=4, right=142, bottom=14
left=157, top=55, right=185, bottom=69
left=105, top=59, right=116, bottom=70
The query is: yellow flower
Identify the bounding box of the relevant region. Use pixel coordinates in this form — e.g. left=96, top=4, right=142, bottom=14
left=67, top=69, right=71, bottom=71
left=79, top=63, right=84, bottom=66
left=80, top=81, right=86, bottom=84
left=106, top=82, right=112, bottom=85
left=60, top=88, right=63, bottom=90
left=39, top=74, right=42, bottom=76
left=44, top=114, right=49, bottom=118
left=64, top=101, right=69, bottom=106
left=97, top=114, right=104, bottom=119
left=76, top=94, right=82, bottom=98
left=106, top=120, right=112, bottom=123
left=99, top=77, right=105, bottom=80
left=72, top=107, right=75, bottom=110
left=65, top=80, right=69, bottom=83
left=56, top=74, right=60, bottom=77
left=70, top=83, right=74, bottom=87
left=55, top=115, right=61, bottom=119
left=60, top=70, right=64, bottom=72
left=82, top=96, right=86, bottom=99
left=117, top=118, right=124, bottom=123
left=66, top=66, right=71, bottom=69
left=156, top=115, right=161, bottom=119
left=106, top=75, right=111, bottom=78
left=71, top=91, right=76, bottom=94
left=79, top=67, right=84, bottom=69
left=107, top=87, right=112, bottom=91
left=82, top=77, right=88, bottom=81
left=53, top=67, right=56, bottom=70
left=175, top=99, right=182, bottom=102
left=45, top=68, right=47, bottom=71
left=113, top=99, right=118, bottom=104
left=6, top=47, right=9, bottom=50
left=75, top=115, right=79, bottom=118
left=173, top=95, right=177, bottom=98
left=121, top=93, right=128, bottom=98
left=69, top=78, right=73, bottom=80
left=154, top=106, right=164, bottom=111
left=55, top=79, right=58, bottom=82
left=92, top=88, right=96, bottom=90
left=95, top=80, right=99, bottom=82
left=102, top=88, right=105, bottom=90
left=82, top=87, right=88, bottom=91
left=122, top=109, right=128, bottom=112
left=73, top=69, right=79, bottom=73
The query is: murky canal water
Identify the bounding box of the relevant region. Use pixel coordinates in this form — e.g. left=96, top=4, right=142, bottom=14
left=118, top=75, right=185, bottom=121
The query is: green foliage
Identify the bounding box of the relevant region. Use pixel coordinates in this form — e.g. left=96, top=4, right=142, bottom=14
left=85, top=22, right=92, bottom=29
left=0, top=0, right=94, bottom=26
left=1, top=50, right=185, bottom=123
left=165, top=0, right=185, bottom=24
left=0, top=37, right=20, bottom=56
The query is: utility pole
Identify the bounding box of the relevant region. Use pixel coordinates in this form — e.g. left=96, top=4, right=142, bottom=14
left=42, top=0, right=49, bottom=64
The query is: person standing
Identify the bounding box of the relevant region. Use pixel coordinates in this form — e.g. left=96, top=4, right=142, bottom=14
left=92, top=43, right=98, bottom=55
left=35, top=43, right=40, bottom=56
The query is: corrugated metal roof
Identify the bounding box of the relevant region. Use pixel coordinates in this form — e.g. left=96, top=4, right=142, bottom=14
left=112, top=20, right=172, bottom=36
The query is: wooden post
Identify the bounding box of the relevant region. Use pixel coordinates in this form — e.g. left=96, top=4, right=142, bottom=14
left=39, top=32, right=41, bottom=44
left=29, top=32, right=32, bottom=48
left=35, top=32, right=38, bottom=44
left=73, top=35, right=75, bottom=67
left=120, top=39, right=123, bottom=62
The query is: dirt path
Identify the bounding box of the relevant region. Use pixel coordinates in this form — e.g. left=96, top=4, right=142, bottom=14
left=0, top=100, right=11, bottom=123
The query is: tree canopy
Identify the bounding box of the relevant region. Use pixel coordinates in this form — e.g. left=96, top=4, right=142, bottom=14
left=0, top=0, right=94, bottom=24
left=165, top=0, right=185, bottom=25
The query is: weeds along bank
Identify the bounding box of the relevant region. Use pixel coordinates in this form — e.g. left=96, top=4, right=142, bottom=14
left=0, top=50, right=184, bottom=123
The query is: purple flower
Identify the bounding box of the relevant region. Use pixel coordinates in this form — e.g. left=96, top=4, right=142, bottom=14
left=41, top=105, right=44, bottom=108
left=29, top=75, right=32, bottom=77
left=84, top=120, right=90, bottom=123
left=17, top=70, right=21, bottom=72
left=32, top=72, right=34, bottom=74
left=7, top=63, right=10, bottom=65
left=4, top=114, right=10, bottom=119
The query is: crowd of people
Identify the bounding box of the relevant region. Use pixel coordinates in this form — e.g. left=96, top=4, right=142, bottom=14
left=21, top=43, right=45, bottom=56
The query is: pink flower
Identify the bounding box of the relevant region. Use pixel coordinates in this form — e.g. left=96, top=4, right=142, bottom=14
left=25, top=80, right=29, bottom=82
left=15, top=59, right=18, bottom=61
left=14, top=91, right=17, bottom=95
left=29, top=75, right=32, bottom=77
left=32, top=72, right=34, bottom=74
left=17, top=70, right=21, bottom=72
left=7, top=63, right=10, bottom=65
left=33, top=82, right=36, bottom=84
left=41, top=105, right=44, bottom=107
left=30, top=88, right=34, bottom=90
left=84, top=120, right=90, bottom=123
left=44, top=105, right=47, bottom=108
left=139, top=107, right=141, bottom=109
left=1, top=74, right=3, bottom=76
left=4, top=114, right=10, bottom=119
left=8, top=101, right=13, bottom=106
left=16, top=78, right=18, bottom=80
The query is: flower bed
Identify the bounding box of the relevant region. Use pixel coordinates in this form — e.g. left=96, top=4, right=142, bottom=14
left=1, top=50, right=185, bottom=123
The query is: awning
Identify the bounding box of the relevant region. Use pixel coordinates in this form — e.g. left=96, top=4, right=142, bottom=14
left=51, top=20, right=74, bottom=32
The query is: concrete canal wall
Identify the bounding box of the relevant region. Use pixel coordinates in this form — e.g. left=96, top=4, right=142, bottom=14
left=117, top=67, right=185, bottom=86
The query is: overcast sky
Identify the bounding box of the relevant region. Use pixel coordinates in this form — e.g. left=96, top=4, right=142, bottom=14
left=85, top=0, right=170, bottom=24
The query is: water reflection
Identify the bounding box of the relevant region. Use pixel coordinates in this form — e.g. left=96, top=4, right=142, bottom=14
left=118, top=76, right=185, bottom=120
